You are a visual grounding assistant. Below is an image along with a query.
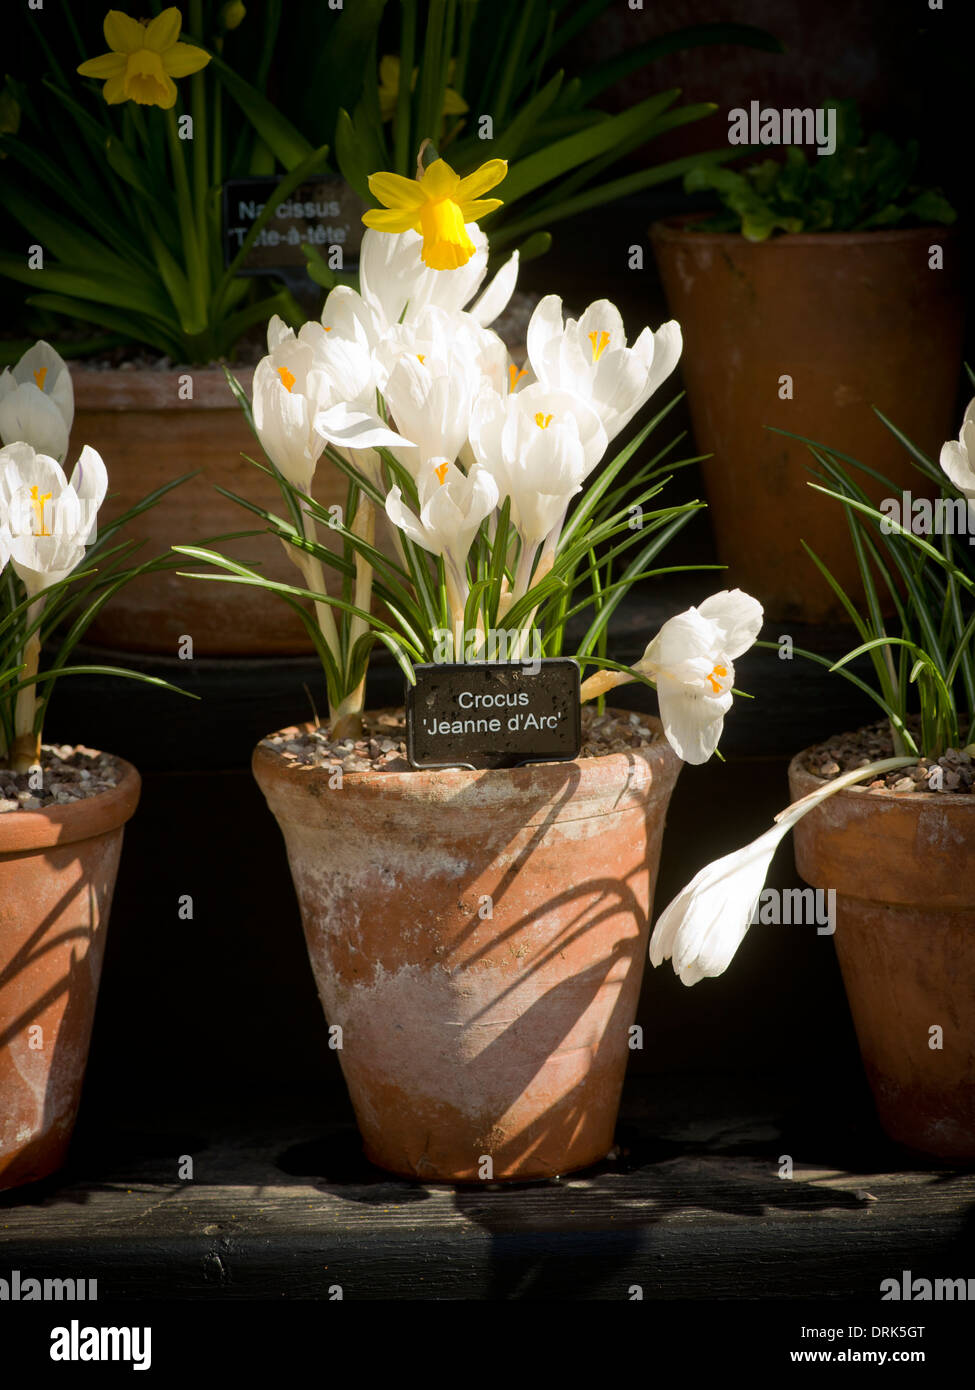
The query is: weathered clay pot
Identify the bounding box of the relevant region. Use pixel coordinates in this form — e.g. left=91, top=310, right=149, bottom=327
left=789, top=751, right=975, bottom=1158
left=0, top=756, right=140, bottom=1189
left=73, top=366, right=347, bottom=656
left=253, top=715, right=682, bottom=1181
left=650, top=220, right=964, bottom=622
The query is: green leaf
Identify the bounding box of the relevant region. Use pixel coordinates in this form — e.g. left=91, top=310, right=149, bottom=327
left=207, top=51, right=316, bottom=170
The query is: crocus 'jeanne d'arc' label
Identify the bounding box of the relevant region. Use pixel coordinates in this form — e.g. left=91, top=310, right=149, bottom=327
left=406, top=659, right=581, bottom=770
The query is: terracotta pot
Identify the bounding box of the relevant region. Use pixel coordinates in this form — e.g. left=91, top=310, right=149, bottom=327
left=0, top=756, right=140, bottom=1190
left=253, top=715, right=682, bottom=1181
left=788, top=751, right=975, bottom=1158
left=650, top=220, right=965, bottom=622
left=72, top=366, right=349, bottom=656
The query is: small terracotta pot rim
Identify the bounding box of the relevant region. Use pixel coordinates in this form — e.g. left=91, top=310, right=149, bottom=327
left=0, top=754, right=141, bottom=854
left=649, top=214, right=955, bottom=249
left=253, top=710, right=676, bottom=791
left=788, top=746, right=975, bottom=808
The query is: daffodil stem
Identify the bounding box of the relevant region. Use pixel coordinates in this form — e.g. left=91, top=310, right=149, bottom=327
left=189, top=0, right=210, bottom=290
left=165, top=106, right=207, bottom=330
left=579, top=669, right=633, bottom=704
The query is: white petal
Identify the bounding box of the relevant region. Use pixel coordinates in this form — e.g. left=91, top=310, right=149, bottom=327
left=469, top=250, right=519, bottom=327
left=696, top=588, right=764, bottom=659
left=314, top=402, right=415, bottom=452
left=0, top=385, right=70, bottom=460
left=656, top=681, right=730, bottom=764
left=940, top=439, right=975, bottom=497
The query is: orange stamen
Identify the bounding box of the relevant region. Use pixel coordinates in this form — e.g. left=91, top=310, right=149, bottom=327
left=277, top=366, right=296, bottom=393
left=33, top=366, right=48, bottom=390
left=508, top=364, right=527, bottom=392
left=433, top=462, right=450, bottom=484
left=587, top=330, right=611, bottom=362
left=706, top=663, right=728, bottom=694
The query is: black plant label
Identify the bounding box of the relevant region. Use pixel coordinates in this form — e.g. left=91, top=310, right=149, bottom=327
left=406, top=660, right=582, bottom=770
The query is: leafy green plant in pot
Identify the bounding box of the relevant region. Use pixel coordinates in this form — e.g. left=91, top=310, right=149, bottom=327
left=650, top=100, right=962, bottom=623
left=649, top=400, right=975, bottom=1159
left=176, top=151, right=769, bottom=1182
left=0, top=341, right=189, bottom=1190
left=0, top=3, right=336, bottom=654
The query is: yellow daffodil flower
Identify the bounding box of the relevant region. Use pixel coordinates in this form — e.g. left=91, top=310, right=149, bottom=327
left=77, top=8, right=210, bottom=110
left=377, top=55, right=468, bottom=124
left=363, top=157, right=507, bottom=271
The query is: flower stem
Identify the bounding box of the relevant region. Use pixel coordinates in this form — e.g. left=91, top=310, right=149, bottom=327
left=11, top=602, right=44, bottom=773
left=579, top=669, right=633, bottom=704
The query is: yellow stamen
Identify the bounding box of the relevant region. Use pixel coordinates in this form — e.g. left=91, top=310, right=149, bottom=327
left=706, top=663, right=728, bottom=694
left=33, top=366, right=48, bottom=390
left=29, top=485, right=52, bottom=537
left=277, top=366, right=296, bottom=393
left=588, top=330, right=611, bottom=362
left=508, top=365, right=527, bottom=392
left=433, top=462, right=450, bottom=484
left=534, top=413, right=553, bottom=429
left=417, top=353, right=426, bottom=364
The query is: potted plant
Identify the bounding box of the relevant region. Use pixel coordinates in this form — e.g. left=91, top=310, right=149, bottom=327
left=1, top=3, right=334, bottom=654
left=649, top=403, right=974, bottom=1158
left=1, top=3, right=773, bottom=653
left=650, top=102, right=962, bottom=622
left=0, top=341, right=187, bottom=1190
left=178, top=152, right=765, bottom=1182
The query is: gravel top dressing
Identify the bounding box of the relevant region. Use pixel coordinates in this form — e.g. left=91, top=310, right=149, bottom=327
left=263, top=705, right=661, bottom=773
left=802, top=718, right=974, bottom=795
left=0, top=747, right=123, bottom=813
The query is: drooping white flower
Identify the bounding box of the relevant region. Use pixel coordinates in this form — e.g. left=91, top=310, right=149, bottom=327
left=526, top=296, right=682, bottom=443
left=0, top=441, right=107, bottom=597
left=649, top=757, right=914, bottom=985
left=385, top=460, right=498, bottom=581
left=939, top=397, right=975, bottom=521
left=359, top=224, right=519, bottom=334
left=635, top=590, right=763, bottom=764
left=0, top=341, right=75, bottom=461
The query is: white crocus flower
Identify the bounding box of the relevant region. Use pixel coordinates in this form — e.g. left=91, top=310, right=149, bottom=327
left=636, top=590, right=764, bottom=764
left=0, top=441, right=107, bottom=597
left=0, top=341, right=75, bottom=461
left=650, top=758, right=915, bottom=985
left=939, top=397, right=975, bottom=521
left=359, top=224, right=519, bottom=333
left=307, top=292, right=416, bottom=479
left=469, top=386, right=589, bottom=550
left=252, top=316, right=338, bottom=493
left=379, top=310, right=483, bottom=478
left=527, top=296, right=682, bottom=443
left=385, top=460, right=498, bottom=584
